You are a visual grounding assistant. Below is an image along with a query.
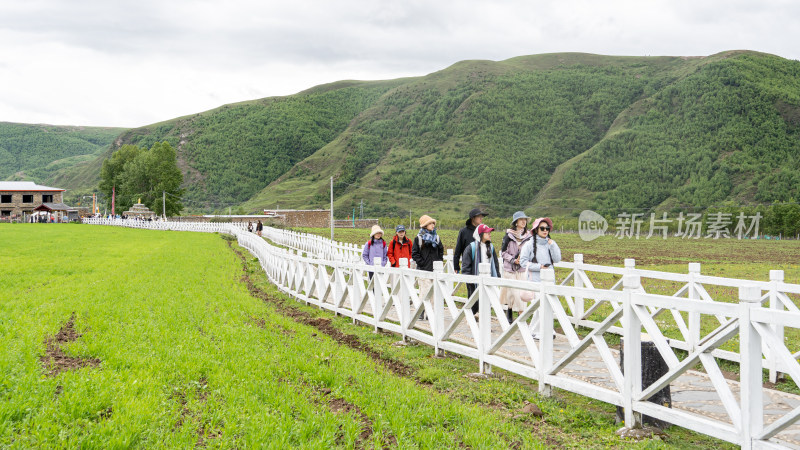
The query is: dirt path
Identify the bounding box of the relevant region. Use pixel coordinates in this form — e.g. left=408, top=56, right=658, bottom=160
left=40, top=312, right=101, bottom=377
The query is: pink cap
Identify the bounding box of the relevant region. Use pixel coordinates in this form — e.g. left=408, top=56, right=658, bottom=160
left=477, top=224, right=494, bottom=235
left=531, top=217, right=553, bottom=230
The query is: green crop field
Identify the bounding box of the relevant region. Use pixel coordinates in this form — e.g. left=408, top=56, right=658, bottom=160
left=0, top=224, right=737, bottom=448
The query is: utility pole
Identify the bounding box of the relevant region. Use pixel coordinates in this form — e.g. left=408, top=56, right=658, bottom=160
left=330, top=176, right=334, bottom=240
left=163, top=191, right=166, bottom=220
left=360, top=199, right=364, bottom=220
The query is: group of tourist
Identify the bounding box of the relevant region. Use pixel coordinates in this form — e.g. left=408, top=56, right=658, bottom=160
left=361, top=209, right=561, bottom=338
left=247, top=220, right=264, bottom=236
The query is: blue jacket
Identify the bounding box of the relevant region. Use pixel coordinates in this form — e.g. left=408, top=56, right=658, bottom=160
left=519, top=235, right=561, bottom=282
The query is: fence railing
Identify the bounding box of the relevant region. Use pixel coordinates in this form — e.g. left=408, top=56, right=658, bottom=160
left=82, top=217, right=247, bottom=233
left=220, top=223, right=800, bottom=384
left=83, top=218, right=800, bottom=448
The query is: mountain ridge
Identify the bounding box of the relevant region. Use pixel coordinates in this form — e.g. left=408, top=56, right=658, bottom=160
left=4, top=50, right=799, bottom=218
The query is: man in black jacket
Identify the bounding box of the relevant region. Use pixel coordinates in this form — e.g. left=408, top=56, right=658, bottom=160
left=453, top=208, right=487, bottom=314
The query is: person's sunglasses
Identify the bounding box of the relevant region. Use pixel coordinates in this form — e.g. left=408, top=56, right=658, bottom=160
left=539, top=226, right=550, bottom=231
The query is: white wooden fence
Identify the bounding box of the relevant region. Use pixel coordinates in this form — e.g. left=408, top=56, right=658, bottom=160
left=83, top=218, right=800, bottom=448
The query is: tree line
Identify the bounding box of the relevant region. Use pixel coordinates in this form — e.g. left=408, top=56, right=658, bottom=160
left=98, top=142, right=184, bottom=216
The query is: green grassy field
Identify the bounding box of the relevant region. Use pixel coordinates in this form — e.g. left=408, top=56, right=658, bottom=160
left=0, top=224, right=738, bottom=448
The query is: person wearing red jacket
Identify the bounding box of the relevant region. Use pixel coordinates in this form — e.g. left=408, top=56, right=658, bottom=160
left=387, top=225, right=413, bottom=268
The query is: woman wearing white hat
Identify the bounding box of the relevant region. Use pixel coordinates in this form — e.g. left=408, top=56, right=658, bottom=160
left=362, top=224, right=388, bottom=280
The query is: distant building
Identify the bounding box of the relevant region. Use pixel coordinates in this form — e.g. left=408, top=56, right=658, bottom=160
left=34, top=202, right=79, bottom=222
left=0, top=181, right=65, bottom=221
left=263, top=209, right=331, bottom=227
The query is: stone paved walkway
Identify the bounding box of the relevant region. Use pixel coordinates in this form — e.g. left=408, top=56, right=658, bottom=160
left=360, top=300, right=800, bottom=448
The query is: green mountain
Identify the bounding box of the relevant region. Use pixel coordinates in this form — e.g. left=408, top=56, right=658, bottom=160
left=244, top=50, right=800, bottom=217
left=538, top=52, right=800, bottom=214
left=7, top=50, right=800, bottom=218
left=109, top=80, right=407, bottom=209
left=0, top=123, right=124, bottom=193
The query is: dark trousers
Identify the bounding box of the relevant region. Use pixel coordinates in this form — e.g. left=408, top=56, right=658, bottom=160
left=467, top=283, right=478, bottom=314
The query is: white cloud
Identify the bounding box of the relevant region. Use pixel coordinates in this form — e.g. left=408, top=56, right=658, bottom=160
left=0, top=0, right=798, bottom=127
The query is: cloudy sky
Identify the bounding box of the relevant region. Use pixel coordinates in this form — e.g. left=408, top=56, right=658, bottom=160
left=1, top=0, right=797, bottom=128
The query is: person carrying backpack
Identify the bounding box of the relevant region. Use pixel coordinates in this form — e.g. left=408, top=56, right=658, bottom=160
left=453, top=208, right=487, bottom=273
left=411, top=215, right=443, bottom=316
left=519, top=217, right=562, bottom=339
left=361, top=225, right=388, bottom=279
left=460, top=224, right=501, bottom=317
left=387, top=225, right=413, bottom=268
left=500, top=211, right=533, bottom=323
left=453, top=208, right=487, bottom=313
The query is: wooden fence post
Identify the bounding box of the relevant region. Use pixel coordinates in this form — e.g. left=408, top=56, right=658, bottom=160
left=688, top=262, right=701, bottom=352
left=538, top=267, right=556, bottom=396
left=622, top=273, right=642, bottom=428
left=574, top=253, right=584, bottom=321
left=739, top=284, right=763, bottom=449
left=769, top=270, right=785, bottom=383
left=433, top=261, right=445, bottom=357
left=479, top=262, right=492, bottom=374
left=399, top=263, right=411, bottom=342
left=373, top=257, right=383, bottom=333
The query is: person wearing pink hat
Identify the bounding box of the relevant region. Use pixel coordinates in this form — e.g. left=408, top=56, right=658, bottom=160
left=519, top=217, right=562, bottom=339
left=460, top=223, right=501, bottom=316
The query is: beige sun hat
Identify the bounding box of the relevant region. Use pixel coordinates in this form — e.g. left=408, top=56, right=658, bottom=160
left=419, top=215, right=436, bottom=228
left=370, top=224, right=384, bottom=238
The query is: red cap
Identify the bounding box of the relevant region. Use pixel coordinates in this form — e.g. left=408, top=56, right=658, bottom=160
left=477, top=224, right=494, bottom=235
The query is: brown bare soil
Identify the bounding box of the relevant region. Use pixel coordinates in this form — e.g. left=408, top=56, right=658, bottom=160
left=40, top=312, right=101, bottom=377
left=311, top=386, right=398, bottom=449
left=171, top=375, right=223, bottom=447
left=229, top=242, right=413, bottom=378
